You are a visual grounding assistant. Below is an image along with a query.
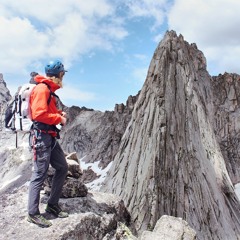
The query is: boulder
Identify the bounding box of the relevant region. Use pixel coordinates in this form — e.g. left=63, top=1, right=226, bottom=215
left=44, top=152, right=87, bottom=198
left=66, top=152, right=79, bottom=162
left=61, top=177, right=88, bottom=197
left=140, top=215, right=196, bottom=240
left=66, top=158, right=83, bottom=178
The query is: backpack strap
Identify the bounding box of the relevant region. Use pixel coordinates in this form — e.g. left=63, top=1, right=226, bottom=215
left=39, top=82, right=59, bottom=105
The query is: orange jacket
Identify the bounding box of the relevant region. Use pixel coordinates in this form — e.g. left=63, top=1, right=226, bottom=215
left=30, top=75, right=62, bottom=126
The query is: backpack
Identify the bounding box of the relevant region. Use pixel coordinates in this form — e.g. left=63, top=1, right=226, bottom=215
left=5, top=82, right=57, bottom=132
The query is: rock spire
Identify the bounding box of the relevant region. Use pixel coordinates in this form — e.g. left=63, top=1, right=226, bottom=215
left=102, top=31, right=240, bottom=239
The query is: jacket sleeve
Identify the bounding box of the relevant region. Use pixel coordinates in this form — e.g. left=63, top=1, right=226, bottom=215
left=30, top=84, right=62, bottom=125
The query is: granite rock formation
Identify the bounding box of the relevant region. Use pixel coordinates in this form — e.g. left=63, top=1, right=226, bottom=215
left=211, top=73, right=240, bottom=185
left=101, top=31, right=240, bottom=239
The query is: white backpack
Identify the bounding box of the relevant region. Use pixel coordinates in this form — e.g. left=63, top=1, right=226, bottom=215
left=5, top=82, right=55, bottom=132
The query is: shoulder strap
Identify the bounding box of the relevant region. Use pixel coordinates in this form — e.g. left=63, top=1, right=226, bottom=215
left=39, top=82, right=59, bottom=105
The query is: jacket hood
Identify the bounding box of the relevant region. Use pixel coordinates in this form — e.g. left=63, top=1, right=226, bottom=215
left=34, top=75, right=60, bottom=92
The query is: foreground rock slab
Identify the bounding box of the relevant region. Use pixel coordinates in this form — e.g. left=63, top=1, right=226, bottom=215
left=140, top=215, right=196, bottom=240
left=0, top=185, right=131, bottom=240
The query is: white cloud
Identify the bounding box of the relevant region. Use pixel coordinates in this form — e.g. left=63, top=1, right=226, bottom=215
left=3, top=75, right=96, bottom=105
left=0, top=16, right=48, bottom=73
left=168, top=0, right=240, bottom=74
left=125, top=0, right=169, bottom=30
left=0, top=0, right=114, bottom=24
left=0, top=0, right=170, bottom=77
left=56, top=84, right=95, bottom=108
left=58, top=85, right=95, bottom=103
left=0, top=0, right=127, bottom=74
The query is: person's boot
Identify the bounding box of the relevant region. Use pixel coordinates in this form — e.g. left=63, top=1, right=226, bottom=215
left=27, top=214, right=52, bottom=228
left=45, top=203, right=68, bottom=218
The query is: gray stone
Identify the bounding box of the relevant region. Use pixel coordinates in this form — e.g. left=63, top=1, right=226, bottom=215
left=66, top=158, right=83, bottom=178
left=151, top=215, right=196, bottom=239
left=66, top=151, right=79, bottom=162
left=82, top=168, right=99, bottom=183
left=139, top=216, right=196, bottom=240
left=103, top=222, right=138, bottom=240
left=211, top=73, right=240, bottom=184
left=0, top=186, right=132, bottom=240
left=44, top=153, right=86, bottom=198
left=102, top=30, right=240, bottom=239
left=61, top=177, right=88, bottom=197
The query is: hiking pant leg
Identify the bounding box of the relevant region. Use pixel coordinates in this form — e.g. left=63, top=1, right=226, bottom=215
left=28, top=133, right=52, bottom=215
left=48, top=140, right=68, bottom=205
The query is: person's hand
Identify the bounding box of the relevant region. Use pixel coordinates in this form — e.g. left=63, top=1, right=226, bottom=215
left=61, top=111, right=67, bottom=117
left=60, top=116, right=67, bottom=126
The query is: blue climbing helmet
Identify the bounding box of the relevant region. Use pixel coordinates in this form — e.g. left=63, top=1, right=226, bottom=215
left=45, top=60, right=67, bottom=76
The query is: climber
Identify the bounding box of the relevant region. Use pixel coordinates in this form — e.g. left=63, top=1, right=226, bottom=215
left=27, top=60, right=69, bottom=228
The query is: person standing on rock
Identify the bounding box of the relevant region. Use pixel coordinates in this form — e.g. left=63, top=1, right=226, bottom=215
left=27, top=60, right=69, bottom=228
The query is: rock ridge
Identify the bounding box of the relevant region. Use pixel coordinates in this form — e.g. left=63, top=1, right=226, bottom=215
left=101, top=30, right=240, bottom=239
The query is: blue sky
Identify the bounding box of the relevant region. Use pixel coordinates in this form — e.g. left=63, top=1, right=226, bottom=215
left=1, top=0, right=240, bottom=111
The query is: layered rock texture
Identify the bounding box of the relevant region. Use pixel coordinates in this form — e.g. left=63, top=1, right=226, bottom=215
left=211, top=73, right=240, bottom=184
left=0, top=74, right=11, bottom=130
left=102, top=31, right=240, bottom=239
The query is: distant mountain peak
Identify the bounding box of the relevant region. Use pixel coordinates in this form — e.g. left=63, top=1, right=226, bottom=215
left=0, top=73, right=12, bottom=104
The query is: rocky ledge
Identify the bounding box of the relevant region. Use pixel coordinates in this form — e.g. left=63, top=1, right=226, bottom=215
left=0, top=185, right=132, bottom=240
left=0, top=184, right=197, bottom=240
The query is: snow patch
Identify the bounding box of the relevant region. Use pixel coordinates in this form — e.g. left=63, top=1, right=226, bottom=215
left=80, top=156, right=112, bottom=191
left=235, top=183, right=240, bottom=201
left=0, top=175, right=22, bottom=190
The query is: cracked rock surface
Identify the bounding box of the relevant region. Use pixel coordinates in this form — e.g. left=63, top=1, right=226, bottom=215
left=0, top=186, right=131, bottom=240
left=102, top=31, right=240, bottom=239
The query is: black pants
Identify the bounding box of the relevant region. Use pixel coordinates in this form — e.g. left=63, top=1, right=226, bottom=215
left=28, top=132, right=68, bottom=215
